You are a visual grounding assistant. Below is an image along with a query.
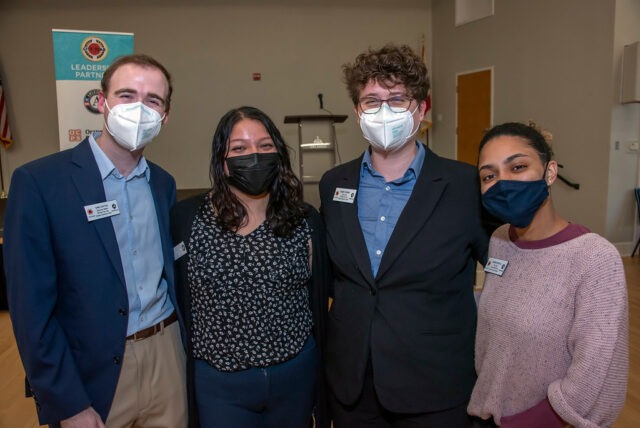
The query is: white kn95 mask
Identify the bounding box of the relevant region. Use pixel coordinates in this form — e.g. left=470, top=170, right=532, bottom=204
left=105, top=101, right=165, bottom=151
left=359, top=103, right=419, bottom=152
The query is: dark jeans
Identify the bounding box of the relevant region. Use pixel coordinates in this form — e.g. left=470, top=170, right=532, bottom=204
left=194, top=335, right=317, bottom=428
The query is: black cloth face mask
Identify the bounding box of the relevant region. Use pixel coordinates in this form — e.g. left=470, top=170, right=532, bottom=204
left=225, top=152, right=280, bottom=196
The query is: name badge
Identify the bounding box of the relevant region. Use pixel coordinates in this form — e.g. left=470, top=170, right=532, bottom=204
left=333, top=187, right=357, bottom=203
left=484, top=257, right=508, bottom=276
left=174, top=241, right=187, bottom=261
left=84, top=200, right=120, bottom=222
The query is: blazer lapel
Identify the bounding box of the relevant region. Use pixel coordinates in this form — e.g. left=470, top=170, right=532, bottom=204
left=70, top=139, right=126, bottom=287
left=148, top=164, right=175, bottom=288
left=336, top=156, right=376, bottom=287
left=375, top=147, right=448, bottom=281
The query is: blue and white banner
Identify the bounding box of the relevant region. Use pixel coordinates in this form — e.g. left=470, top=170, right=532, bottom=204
left=52, top=29, right=134, bottom=150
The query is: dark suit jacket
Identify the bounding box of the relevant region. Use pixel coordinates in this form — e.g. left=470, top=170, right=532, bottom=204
left=319, top=145, right=488, bottom=414
left=3, top=138, right=181, bottom=425
left=170, top=195, right=331, bottom=428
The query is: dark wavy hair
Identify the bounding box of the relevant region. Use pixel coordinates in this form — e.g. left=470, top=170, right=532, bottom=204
left=208, top=106, right=306, bottom=237
left=343, top=44, right=430, bottom=105
left=479, top=122, right=554, bottom=165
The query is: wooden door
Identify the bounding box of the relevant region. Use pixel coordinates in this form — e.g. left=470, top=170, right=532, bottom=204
left=457, top=69, right=492, bottom=166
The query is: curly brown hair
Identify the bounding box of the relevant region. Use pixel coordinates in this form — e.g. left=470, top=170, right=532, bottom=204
left=343, top=44, right=430, bottom=105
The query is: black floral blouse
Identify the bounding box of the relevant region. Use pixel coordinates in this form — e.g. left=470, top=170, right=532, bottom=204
left=187, top=201, right=313, bottom=372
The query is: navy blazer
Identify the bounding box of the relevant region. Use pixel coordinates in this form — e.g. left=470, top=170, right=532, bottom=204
left=3, top=138, right=181, bottom=425
left=319, top=145, right=488, bottom=414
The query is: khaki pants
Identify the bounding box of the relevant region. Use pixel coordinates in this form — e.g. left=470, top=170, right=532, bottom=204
left=105, top=321, right=187, bottom=428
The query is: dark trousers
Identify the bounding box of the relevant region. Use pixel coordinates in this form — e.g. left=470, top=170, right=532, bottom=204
left=194, top=335, right=317, bottom=428
left=329, top=362, right=474, bottom=428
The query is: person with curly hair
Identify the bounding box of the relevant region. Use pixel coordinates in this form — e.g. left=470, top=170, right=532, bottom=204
left=320, top=44, right=488, bottom=427
left=468, top=122, right=628, bottom=427
left=171, top=106, right=330, bottom=428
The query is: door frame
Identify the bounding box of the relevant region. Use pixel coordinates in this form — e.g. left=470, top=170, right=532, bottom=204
left=455, top=66, right=494, bottom=161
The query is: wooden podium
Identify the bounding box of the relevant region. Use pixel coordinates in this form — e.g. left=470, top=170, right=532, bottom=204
left=284, top=114, right=347, bottom=207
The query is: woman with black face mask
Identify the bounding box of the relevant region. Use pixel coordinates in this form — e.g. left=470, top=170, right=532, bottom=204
left=170, top=106, right=330, bottom=428
left=467, top=122, right=628, bottom=428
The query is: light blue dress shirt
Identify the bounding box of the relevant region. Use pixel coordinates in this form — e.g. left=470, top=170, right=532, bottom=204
left=357, top=142, right=425, bottom=277
left=89, top=134, right=173, bottom=336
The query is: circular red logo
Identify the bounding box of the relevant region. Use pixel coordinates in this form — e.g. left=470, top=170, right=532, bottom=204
left=81, top=37, right=108, bottom=62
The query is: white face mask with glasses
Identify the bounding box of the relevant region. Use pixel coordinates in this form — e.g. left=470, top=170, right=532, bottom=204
left=358, top=98, right=419, bottom=152
left=105, top=101, right=165, bottom=151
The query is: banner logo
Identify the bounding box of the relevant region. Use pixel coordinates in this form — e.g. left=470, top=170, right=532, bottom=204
left=81, top=37, right=108, bottom=62
left=53, top=29, right=133, bottom=150
left=68, top=129, right=82, bottom=143
left=83, top=89, right=101, bottom=114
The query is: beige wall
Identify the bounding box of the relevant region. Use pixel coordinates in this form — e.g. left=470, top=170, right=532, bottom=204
left=0, top=0, right=431, bottom=190
left=431, top=0, right=620, bottom=239
left=3, top=0, right=638, bottom=246
left=608, top=0, right=640, bottom=245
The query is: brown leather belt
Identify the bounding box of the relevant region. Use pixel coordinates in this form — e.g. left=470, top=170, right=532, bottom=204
left=126, top=311, right=178, bottom=341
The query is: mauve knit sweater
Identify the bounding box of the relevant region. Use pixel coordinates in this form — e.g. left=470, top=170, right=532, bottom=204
left=468, top=224, right=629, bottom=428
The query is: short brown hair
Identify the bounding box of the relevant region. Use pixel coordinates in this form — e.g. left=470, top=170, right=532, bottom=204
left=101, top=54, right=173, bottom=111
left=343, top=44, right=430, bottom=106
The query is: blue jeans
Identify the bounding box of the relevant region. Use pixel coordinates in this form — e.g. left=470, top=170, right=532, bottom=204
left=194, top=335, right=318, bottom=428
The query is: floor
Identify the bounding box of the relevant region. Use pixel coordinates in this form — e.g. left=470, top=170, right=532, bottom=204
left=1, top=256, right=639, bottom=427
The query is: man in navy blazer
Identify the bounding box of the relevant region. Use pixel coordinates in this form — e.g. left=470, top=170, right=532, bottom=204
left=320, top=44, right=488, bottom=427
left=4, top=54, right=187, bottom=427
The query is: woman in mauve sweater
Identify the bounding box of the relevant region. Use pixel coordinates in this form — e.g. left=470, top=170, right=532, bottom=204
left=467, top=122, right=629, bottom=428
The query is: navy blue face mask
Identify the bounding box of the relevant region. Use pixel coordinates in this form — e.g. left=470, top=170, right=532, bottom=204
left=481, top=179, right=549, bottom=228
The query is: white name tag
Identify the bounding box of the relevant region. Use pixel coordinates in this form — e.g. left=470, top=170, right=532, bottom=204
left=484, top=257, right=508, bottom=276
left=173, top=241, right=187, bottom=261
left=84, top=200, right=120, bottom=222
left=333, top=187, right=357, bottom=203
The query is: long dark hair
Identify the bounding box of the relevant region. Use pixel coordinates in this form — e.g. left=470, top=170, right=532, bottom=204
left=208, top=106, right=306, bottom=237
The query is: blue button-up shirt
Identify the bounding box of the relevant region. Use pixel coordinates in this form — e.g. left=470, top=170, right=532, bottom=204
left=357, top=142, right=425, bottom=277
left=89, top=134, right=173, bottom=336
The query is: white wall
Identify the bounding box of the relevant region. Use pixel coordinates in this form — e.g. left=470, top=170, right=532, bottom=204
left=607, top=0, right=640, bottom=248
left=431, top=0, right=617, bottom=237
left=0, top=0, right=431, bottom=190
left=8, top=0, right=636, bottom=245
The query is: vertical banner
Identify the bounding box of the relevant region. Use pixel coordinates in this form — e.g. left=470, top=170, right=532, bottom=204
left=52, top=29, right=134, bottom=150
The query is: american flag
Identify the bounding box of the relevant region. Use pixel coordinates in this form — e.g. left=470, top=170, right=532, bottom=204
left=0, top=77, right=13, bottom=149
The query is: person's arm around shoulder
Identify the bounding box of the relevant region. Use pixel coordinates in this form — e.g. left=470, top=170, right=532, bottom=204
left=463, top=162, right=490, bottom=265
left=4, top=167, right=93, bottom=424
left=170, top=194, right=205, bottom=306
left=170, top=194, right=204, bottom=251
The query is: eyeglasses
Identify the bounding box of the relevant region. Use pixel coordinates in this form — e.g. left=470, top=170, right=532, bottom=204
left=358, top=95, right=414, bottom=114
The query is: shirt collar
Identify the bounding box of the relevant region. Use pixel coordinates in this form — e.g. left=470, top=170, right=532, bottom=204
left=360, top=141, right=426, bottom=182
left=89, top=132, right=150, bottom=181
